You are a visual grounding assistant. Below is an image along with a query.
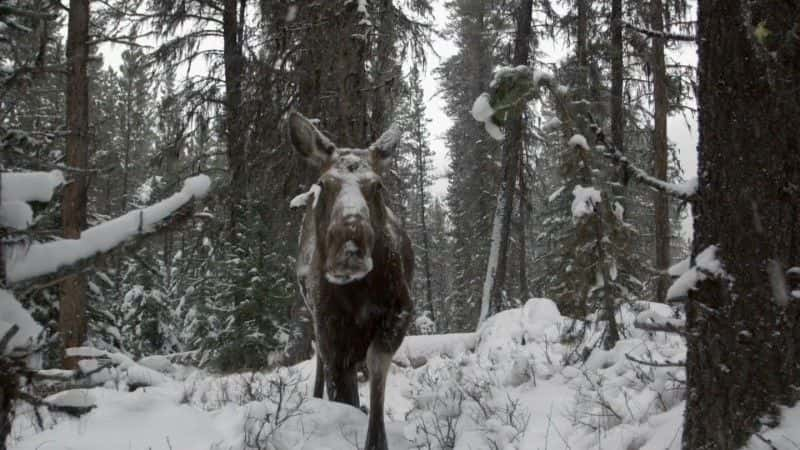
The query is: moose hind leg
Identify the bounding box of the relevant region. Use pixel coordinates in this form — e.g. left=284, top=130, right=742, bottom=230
left=364, top=342, right=392, bottom=450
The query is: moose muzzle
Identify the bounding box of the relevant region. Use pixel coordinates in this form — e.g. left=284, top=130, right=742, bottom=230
left=325, top=214, right=375, bottom=285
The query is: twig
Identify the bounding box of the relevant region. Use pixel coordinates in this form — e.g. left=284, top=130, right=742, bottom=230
left=625, top=353, right=684, bottom=368
left=0, top=324, right=19, bottom=353
left=623, top=21, right=695, bottom=42
left=632, top=318, right=686, bottom=335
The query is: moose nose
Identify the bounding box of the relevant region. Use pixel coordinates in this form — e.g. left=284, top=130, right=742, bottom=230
left=343, top=214, right=363, bottom=226
left=343, top=240, right=360, bottom=259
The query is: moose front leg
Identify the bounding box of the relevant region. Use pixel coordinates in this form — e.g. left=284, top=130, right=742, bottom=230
left=313, top=352, right=324, bottom=399
left=364, top=341, right=392, bottom=450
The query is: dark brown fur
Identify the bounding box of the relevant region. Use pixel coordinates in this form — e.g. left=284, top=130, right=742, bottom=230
left=289, top=112, right=413, bottom=450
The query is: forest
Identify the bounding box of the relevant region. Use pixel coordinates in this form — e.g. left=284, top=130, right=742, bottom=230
left=1, top=0, right=799, bottom=449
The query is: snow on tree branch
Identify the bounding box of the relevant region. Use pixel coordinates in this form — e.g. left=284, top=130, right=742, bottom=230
left=0, top=289, right=42, bottom=356
left=589, top=124, right=699, bottom=202
left=634, top=309, right=686, bottom=334
left=1, top=170, right=65, bottom=203
left=4, top=174, right=211, bottom=286
left=666, top=245, right=724, bottom=302
left=571, top=185, right=601, bottom=220
left=470, top=65, right=558, bottom=141
left=0, top=170, right=66, bottom=230
left=470, top=66, right=699, bottom=203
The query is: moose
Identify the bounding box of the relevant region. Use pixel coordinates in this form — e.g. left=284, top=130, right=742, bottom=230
left=288, top=112, right=414, bottom=450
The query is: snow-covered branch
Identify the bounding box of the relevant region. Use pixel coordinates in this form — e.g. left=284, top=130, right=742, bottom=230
left=633, top=309, right=686, bottom=334
left=623, top=21, right=696, bottom=42
left=3, top=174, right=212, bottom=289
left=666, top=246, right=724, bottom=303
left=470, top=67, right=699, bottom=203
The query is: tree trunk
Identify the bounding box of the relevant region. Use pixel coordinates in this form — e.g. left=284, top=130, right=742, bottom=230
left=224, top=0, right=246, bottom=236
left=369, top=0, right=397, bottom=141
left=517, top=149, right=529, bottom=299
left=684, top=1, right=800, bottom=448
left=610, top=0, right=624, bottom=155
left=60, top=0, right=90, bottom=370
left=576, top=0, right=588, bottom=79
left=486, top=0, right=533, bottom=316
left=282, top=1, right=373, bottom=362
left=652, top=0, right=671, bottom=303
left=417, top=121, right=434, bottom=325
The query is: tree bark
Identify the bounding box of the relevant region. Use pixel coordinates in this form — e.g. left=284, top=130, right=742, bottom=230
left=684, top=0, right=800, bottom=448
left=223, top=0, right=246, bottom=236
left=517, top=149, right=529, bottom=299
left=487, top=0, right=533, bottom=315
left=60, top=0, right=90, bottom=370
left=282, top=0, right=374, bottom=363
left=652, top=0, right=671, bottom=303
left=610, top=0, right=624, bottom=155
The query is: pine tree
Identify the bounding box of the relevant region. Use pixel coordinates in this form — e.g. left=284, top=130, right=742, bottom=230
left=60, top=0, right=91, bottom=369
left=397, top=67, right=436, bottom=331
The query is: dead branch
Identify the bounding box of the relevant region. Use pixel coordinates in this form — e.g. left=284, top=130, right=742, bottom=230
left=633, top=316, right=686, bottom=334
left=623, top=21, right=696, bottom=42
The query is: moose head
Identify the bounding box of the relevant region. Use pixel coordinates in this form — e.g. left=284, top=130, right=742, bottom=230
left=288, top=112, right=400, bottom=285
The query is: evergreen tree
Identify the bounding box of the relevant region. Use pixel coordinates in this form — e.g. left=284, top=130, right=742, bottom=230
left=438, top=0, right=509, bottom=331
left=397, top=67, right=436, bottom=331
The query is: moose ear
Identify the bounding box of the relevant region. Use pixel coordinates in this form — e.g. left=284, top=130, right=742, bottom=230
left=369, top=123, right=401, bottom=162
left=288, top=111, right=336, bottom=166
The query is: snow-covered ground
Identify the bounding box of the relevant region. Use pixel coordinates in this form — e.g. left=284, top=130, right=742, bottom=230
left=9, top=298, right=799, bottom=450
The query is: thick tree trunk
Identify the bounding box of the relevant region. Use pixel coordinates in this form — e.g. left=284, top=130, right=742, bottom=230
left=576, top=0, right=588, bottom=78
left=60, top=0, right=90, bottom=370
left=652, top=0, right=671, bottom=303
left=335, top=2, right=369, bottom=147
left=487, top=0, right=533, bottom=315
left=224, top=0, right=246, bottom=236
left=283, top=1, right=374, bottom=363
left=369, top=0, right=397, bottom=141
left=684, top=0, right=800, bottom=448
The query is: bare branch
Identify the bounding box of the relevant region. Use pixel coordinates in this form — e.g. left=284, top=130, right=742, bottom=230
left=589, top=123, right=698, bottom=202
left=633, top=316, right=686, bottom=334
left=0, top=324, right=19, bottom=354
left=624, top=21, right=696, bottom=42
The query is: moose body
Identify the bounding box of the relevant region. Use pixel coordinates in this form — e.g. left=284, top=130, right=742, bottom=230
left=289, top=112, right=413, bottom=450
